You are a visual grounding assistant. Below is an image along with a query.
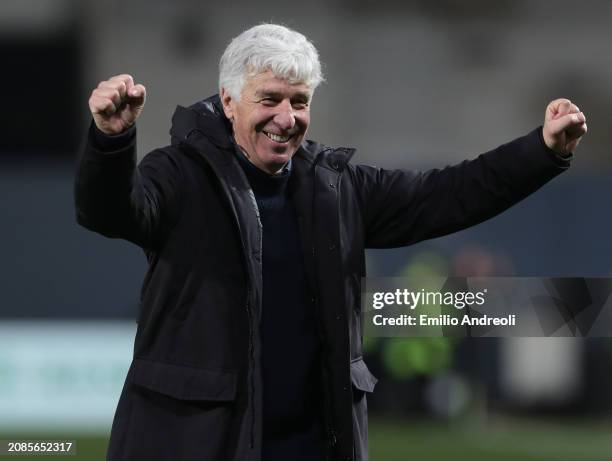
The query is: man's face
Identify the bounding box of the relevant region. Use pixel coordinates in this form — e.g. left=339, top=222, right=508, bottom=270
left=221, top=70, right=312, bottom=174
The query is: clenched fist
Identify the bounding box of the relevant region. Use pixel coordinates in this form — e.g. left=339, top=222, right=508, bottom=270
left=88, top=74, right=146, bottom=135
left=542, top=98, right=587, bottom=156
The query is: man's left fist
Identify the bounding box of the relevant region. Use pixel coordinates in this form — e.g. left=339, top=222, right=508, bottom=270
left=542, top=98, right=587, bottom=156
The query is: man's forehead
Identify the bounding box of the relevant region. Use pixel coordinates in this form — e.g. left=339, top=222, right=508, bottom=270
left=254, top=86, right=312, bottom=99
left=246, top=72, right=312, bottom=98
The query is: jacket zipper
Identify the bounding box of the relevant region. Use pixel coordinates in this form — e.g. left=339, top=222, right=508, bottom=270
left=311, top=163, right=337, bottom=456
left=226, top=189, right=257, bottom=451
left=246, top=189, right=262, bottom=450
left=246, top=294, right=255, bottom=449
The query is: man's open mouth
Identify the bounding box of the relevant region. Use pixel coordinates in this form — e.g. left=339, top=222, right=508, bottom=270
left=263, top=131, right=292, bottom=143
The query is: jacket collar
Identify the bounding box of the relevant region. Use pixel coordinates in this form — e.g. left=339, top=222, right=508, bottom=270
left=170, top=94, right=234, bottom=152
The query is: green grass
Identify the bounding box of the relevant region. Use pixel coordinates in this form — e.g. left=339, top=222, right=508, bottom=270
left=369, top=418, right=612, bottom=461
left=3, top=418, right=612, bottom=460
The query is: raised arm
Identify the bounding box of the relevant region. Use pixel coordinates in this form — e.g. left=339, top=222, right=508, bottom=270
left=354, top=99, right=587, bottom=248
left=74, top=74, right=182, bottom=249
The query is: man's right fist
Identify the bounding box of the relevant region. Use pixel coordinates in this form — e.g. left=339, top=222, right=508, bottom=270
left=88, top=74, right=146, bottom=135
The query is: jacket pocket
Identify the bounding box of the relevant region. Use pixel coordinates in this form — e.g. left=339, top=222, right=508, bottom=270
left=350, top=357, right=378, bottom=394
left=129, top=358, right=237, bottom=402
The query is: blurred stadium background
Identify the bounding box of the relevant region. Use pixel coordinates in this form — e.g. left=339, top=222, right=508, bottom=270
left=1, top=0, right=612, bottom=459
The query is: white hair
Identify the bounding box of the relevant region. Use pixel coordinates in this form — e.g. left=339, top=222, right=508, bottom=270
left=219, top=24, right=324, bottom=100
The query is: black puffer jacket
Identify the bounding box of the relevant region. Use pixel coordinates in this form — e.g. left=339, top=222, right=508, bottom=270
left=74, top=94, right=570, bottom=461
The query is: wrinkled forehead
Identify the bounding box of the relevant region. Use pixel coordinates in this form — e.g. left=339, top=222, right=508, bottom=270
left=243, top=70, right=313, bottom=100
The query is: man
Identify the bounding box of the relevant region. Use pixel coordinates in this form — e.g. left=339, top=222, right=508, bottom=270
left=75, top=24, right=586, bottom=461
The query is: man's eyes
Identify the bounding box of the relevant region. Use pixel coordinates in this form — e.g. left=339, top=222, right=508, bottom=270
left=259, top=98, right=309, bottom=109
left=260, top=98, right=282, bottom=107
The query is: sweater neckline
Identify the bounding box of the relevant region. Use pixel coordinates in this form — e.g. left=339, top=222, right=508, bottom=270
left=232, top=141, right=291, bottom=197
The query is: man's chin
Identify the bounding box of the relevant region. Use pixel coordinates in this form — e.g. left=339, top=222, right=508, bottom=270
left=268, top=145, right=298, bottom=160
left=270, top=143, right=293, bottom=154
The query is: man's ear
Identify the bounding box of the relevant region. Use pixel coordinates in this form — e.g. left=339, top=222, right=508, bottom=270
left=220, top=87, right=234, bottom=121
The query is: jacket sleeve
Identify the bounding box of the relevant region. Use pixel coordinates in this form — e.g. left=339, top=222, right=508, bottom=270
left=74, top=122, right=183, bottom=249
left=351, top=127, right=572, bottom=249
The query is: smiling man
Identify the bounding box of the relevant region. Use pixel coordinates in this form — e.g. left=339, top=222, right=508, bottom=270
left=75, top=24, right=586, bottom=461
left=221, top=70, right=312, bottom=173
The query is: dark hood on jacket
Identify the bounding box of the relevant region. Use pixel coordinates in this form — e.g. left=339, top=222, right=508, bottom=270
left=170, top=94, right=234, bottom=151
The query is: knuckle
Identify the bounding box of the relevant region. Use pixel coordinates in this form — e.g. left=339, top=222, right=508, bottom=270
left=118, top=81, right=126, bottom=92
left=114, top=73, right=133, bottom=83
left=96, top=88, right=109, bottom=98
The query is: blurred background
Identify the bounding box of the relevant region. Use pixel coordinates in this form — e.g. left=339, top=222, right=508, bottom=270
left=1, top=0, right=612, bottom=459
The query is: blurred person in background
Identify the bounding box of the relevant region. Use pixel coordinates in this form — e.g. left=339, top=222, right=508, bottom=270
left=74, top=23, right=586, bottom=461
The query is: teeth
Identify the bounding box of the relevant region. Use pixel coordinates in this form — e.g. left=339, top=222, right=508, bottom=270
left=264, top=131, right=291, bottom=142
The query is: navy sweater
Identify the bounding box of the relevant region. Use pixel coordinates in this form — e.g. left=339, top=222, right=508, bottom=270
left=233, top=147, right=324, bottom=461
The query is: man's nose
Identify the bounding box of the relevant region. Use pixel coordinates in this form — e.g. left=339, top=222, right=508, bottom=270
left=273, top=100, right=296, bottom=131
